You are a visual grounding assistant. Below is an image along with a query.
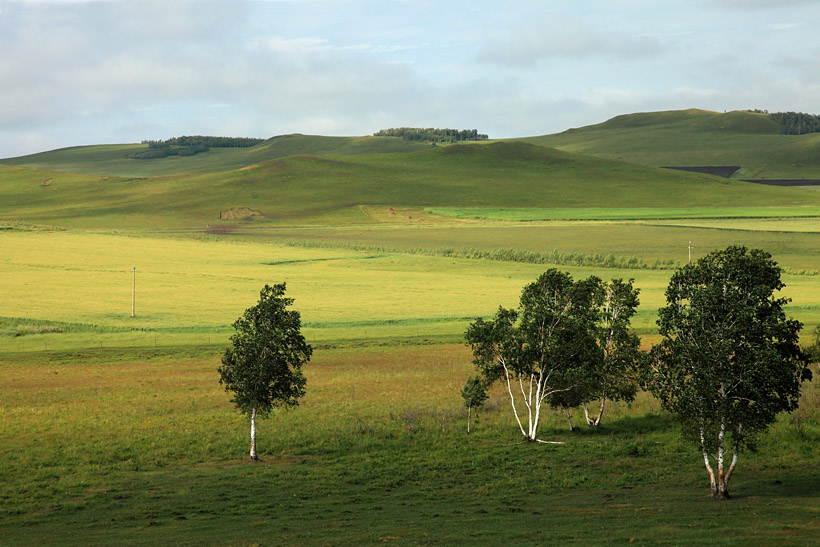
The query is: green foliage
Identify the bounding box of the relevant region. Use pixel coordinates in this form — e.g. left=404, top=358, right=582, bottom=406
left=807, top=322, right=820, bottom=363
left=461, top=376, right=488, bottom=410
left=770, top=111, right=820, bottom=135
left=645, top=245, right=812, bottom=496
left=127, top=135, right=263, bottom=160
left=465, top=269, right=599, bottom=441
left=374, top=127, right=488, bottom=142
left=218, top=283, right=312, bottom=418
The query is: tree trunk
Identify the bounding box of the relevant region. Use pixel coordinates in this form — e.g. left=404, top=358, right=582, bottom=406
left=700, top=425, right=718, bottom=497
left=564, top=406, right=574, bottom=431
left=467, top=406, right=472, bottom=435
left=249, top=406, right=259, bottom=462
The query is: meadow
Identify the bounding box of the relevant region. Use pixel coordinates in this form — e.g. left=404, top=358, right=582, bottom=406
left=3, top=110, right=820, bottom=544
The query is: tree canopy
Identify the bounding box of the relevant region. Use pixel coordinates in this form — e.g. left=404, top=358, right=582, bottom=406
left=373, top=127, right=488, bottom=143
left=644, top=246, right=811, bottom=498
left=218, top=283, right=312, bottom=461
left=465, top=269, right=598, bottom=442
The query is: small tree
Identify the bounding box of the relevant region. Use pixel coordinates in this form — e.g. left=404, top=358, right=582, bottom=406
left=218, top=283, right=312, bottom=461
left=465, top=269, right=598, bottom=442
left=645, top=246, right=812, bottom=498
left=461, top=376, right=489, bottom=434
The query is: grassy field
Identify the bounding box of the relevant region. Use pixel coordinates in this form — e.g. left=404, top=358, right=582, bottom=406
left=526, top=109, right=820, bottom=180
left=425, top=205, right=820, bottom=221
left=0, top=134, right=431, bottom=178
left=3, top=120, right=820, bottom=544
left=2, top=345, right=819, bottom=545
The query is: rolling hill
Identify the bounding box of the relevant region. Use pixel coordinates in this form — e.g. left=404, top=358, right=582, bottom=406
left=0, top=134, right=432, bottom=178
left=523, top=109, right=820, bottom=180
left=3, top=141, right=819, bottom=232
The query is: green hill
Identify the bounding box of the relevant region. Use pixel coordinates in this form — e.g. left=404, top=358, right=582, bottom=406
left=524, top=109, right=820, bottom=180
left=0, top=134, right=431, bottom=178
left=3, top=141, right=819, bottom=231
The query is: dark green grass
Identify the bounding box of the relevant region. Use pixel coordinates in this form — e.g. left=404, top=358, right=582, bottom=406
left=526, top=109, right=820, bottom=179
left=2, top=345, right=819, bottom=545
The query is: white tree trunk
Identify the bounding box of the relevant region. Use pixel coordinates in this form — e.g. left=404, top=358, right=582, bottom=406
left=249, top=406, right=259, bottom=461
left=565, top=407, right=574, bottom=431
left=700, top=424, right=717, bottom=497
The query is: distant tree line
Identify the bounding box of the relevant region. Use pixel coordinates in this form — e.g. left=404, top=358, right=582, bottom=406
left=128, top=136, right=265, bottom=160
left=745, top=110, right=820, bottom=135
left=373, top=127, right=489, bottom=143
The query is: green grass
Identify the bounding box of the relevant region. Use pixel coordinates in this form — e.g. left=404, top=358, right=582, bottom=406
left=4, top=141, right=820, bottom=232
left=526, top=108, right=820, bottom=179
left=425, top=205, right=820, bottom=221
left=0, top=134, right=432, bottom=177
left=2, top=345, right=819, bottom=544
left=4, top=119, right=820, bottom=543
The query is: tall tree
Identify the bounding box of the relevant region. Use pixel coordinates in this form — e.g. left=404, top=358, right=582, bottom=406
left=218, top=284, right=312, bottom=461
left=582, top=278, right=641, bottom=427
left=645, top=246, right=811, bottom=498
left=465, top=269, right=597, bottom=442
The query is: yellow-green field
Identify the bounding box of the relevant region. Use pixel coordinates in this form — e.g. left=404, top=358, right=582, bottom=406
left=3, top=219, right=820, bottom=356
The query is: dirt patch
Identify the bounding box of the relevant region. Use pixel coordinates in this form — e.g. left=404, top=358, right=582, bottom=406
left=238, top=164, right=260, bottom=171
left=218, top=207, right=264, bottom=220
left=41, top=178, right=53, bottom=186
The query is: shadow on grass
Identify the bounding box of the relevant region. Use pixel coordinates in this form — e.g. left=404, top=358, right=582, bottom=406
left=558, top=412, right=678, bottom=439
left=742, top=472, right=820, bottom=499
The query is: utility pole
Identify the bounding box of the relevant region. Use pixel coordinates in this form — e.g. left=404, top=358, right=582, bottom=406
left=132, top=265, right=136, bottom=317
left=688, top=242, right=692, bottom=264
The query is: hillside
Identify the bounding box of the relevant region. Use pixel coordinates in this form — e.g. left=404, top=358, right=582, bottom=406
left=524, top=109, right=820, bottom=180
left=3, top=141, right=819, bottom=232
left=0, top=134, right=431, bottom=178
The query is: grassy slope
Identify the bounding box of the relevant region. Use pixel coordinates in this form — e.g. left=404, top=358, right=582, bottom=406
left=0, top=134, right=431, bottom=177
left=4, top=141, right=820, bottom=231
left=524, top=109, right=820, bottom=179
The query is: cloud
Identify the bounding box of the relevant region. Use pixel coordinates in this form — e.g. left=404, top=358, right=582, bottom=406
left=717, top=0, right=815, bottom=7
left=477, top=21, right=665, bottom=67
left=769, top=22, right=804, bottom=30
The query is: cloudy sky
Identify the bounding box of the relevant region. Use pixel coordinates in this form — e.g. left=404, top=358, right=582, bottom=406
left=1, top=0, right=818, bottom=157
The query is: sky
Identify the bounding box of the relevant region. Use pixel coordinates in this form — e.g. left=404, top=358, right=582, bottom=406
left=1, top=0, right=818, bottom=158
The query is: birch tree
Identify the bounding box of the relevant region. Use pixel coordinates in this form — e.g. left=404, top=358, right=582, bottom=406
left=465, top=269, right=597, bottom=442
left=461, top=376, right=488, bottom=434
left=218, top=283, right=312, bottom=461
left=582, top=278, right=641, bottom=427
left=645, top=246, right=812, bottom=498
left=547, top=278, right=641, bottom=430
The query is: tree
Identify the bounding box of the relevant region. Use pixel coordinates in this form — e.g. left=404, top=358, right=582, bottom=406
left=545, top=278, right=641, bottom=431
left=645, top=246, right=812, bottom=498
left=218, top=283, right=312, bottom=461
left=461, top=376, right=489, bottom=434
left=465, top=269, right=598, bottom=442
left=582, top=278, right=641, bottom=427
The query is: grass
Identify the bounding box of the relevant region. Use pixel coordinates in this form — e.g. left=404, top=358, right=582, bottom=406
left=0, top=134, right=432, bottom=177
left=3, top=118, right=820, bottom=543
left=5, top=141, right=820, bottom=232
left=425, top=205, right=820, bottom=221
left=526, top=108, right=820, bottom=180
left=2, top=345, right=819, bottom=544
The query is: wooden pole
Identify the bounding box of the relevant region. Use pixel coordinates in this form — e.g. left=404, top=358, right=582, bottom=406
left=132, top=265, right=136, bottom=317
left=688, top=242, right=692, bottom=264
